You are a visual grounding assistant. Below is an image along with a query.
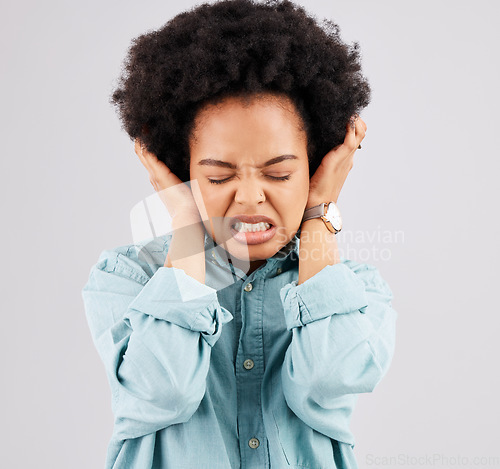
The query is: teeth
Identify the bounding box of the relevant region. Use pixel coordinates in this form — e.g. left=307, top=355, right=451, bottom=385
left=234, top=221, right=271, bottom=233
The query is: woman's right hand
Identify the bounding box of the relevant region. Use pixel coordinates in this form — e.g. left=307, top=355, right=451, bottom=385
left=135, top=139, right=207, bottom=277
left=134, top=138, right=201, bottom=221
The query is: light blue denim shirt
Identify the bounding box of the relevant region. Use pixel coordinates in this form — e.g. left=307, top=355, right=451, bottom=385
left=82, top=228, right=397, bottom=469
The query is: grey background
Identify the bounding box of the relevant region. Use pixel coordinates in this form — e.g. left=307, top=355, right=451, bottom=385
left=1, top=0, right=499, bottom=467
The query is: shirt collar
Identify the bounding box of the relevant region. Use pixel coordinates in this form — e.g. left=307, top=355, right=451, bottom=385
left=204, top=227, right=301, bottom=280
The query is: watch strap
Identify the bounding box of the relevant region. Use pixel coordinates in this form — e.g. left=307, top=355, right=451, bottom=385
left=301, top=203, right=327, bottom=223
left=301, top=202, right=342, bottom=234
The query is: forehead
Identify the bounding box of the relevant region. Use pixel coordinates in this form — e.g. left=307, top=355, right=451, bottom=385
left=189, top=94, right=307, bottom=164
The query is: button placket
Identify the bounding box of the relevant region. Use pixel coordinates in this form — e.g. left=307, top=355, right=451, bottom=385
left=236, top=276, right=267, bottom=467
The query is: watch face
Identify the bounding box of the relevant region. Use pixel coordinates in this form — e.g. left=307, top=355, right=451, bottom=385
left=325, top=202, right=342, bottom=231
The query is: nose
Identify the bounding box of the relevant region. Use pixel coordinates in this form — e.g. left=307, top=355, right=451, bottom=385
left=234, top=178, right=265, bottom=205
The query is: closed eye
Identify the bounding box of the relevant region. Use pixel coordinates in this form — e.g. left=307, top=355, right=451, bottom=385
left=208, top=175, right=291, bottom=185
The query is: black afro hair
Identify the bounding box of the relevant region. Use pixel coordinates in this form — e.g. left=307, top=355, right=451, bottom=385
left=110, top=0, right=371, bottom=182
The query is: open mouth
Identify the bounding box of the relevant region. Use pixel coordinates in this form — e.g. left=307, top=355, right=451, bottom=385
left=229, top=221, right=277, bottom=245
left=231, top=221, right=274, bottom=233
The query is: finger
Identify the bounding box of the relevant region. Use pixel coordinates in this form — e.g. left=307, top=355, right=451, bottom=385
left=135, top=139, right=174, bottom=190
left=136, top=139, right=173, bottom=178
left=354, top=117, right=366, bottom=147
left=356, top=115, right=367, bottom=134
left=146, top=151, right=173, bottom=178
left=135, top=138, right=155, bottom=175
left=344, top=114, right=359, bottom=151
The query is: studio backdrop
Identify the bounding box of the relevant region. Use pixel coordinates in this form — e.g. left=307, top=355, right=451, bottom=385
left=1, top=0, right=498, bottom=468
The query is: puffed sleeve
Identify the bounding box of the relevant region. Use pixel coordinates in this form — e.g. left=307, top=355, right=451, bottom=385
left=278, top=259, right=397, bottom=443
left=81, top=247, right=233, bottom=441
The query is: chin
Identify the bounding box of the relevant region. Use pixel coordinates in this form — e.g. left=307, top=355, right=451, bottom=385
left=224, top=238, right=276, bottom=260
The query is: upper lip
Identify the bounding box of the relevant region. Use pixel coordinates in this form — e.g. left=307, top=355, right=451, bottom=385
left=230, top=215, right=276, bottom=226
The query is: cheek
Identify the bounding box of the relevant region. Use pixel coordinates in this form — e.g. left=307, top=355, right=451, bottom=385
left=189, top=179, right=214, bottom=220
left=192, top=183, right=230, bottom=219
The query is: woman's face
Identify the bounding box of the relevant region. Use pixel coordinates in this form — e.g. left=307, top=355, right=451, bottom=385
left=189, top=93, right=310, bottom=273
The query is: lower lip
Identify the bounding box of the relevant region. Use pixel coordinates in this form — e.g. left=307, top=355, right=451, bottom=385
left=230, top=224, right=277, bottom=245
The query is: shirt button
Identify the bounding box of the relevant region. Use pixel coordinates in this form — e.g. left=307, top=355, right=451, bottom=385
left=243, top=359, right=254, bottom=370
left=244, top=282, right=253, bottom=292
left=276, top=267, right=283, bottom=275
left=211, top=252, right=216, bottom=258
left=248, top=437, right=260, bottom=449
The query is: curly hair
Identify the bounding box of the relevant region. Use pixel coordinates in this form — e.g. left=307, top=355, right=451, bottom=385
left=110, top=0, right=371, bottom=182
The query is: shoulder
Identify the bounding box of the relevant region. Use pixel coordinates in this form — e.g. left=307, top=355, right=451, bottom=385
left=89, top=234, right=173, bottom=284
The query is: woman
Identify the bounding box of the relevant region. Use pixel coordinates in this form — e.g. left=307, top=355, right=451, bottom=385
left=82, top=0, right=397, bottom=468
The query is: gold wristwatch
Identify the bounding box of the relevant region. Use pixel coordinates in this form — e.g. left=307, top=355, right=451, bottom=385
left=301, top=202, right=342, bottom=234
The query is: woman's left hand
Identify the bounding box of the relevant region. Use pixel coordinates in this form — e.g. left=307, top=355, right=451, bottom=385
left=306, top=114, right=367, bottom=208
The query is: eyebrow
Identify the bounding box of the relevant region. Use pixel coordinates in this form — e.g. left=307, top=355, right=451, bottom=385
left=197, top=154, right=298, bottom=169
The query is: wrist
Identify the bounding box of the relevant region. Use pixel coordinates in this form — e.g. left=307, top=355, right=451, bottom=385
left=305, top=198, right=338, bottom=210
left=302, top=200, right=342, bottom=234
left=171, top=213, right=204, bottom=230
left=300, top=217, right=336, bottom=235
